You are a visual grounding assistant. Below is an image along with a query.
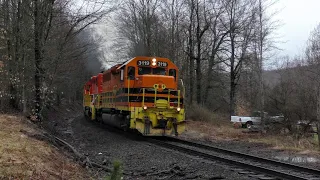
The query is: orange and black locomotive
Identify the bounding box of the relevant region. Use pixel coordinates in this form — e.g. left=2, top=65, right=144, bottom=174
left=83, top=56, right=185, bottom=136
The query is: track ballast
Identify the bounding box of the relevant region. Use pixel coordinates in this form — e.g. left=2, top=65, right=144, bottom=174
left=146, top=137, right=320, bottom=180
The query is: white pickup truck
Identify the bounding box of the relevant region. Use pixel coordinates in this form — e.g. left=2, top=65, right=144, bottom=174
left=231, top=111, right=267, bottom=128
left=231, top=116, right=261, bottom=128
left=231, top=112, right=285, bottom=128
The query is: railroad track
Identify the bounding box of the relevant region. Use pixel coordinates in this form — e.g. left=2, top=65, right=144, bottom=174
left=146, top=137, right=320, bottom=180
left=86, top=119, right=320, bottom=179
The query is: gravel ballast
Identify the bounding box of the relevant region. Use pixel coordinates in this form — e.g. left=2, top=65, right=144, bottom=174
left=43, top=111, right=262, bottom=179
left=42, top=106, right=320, bottom=179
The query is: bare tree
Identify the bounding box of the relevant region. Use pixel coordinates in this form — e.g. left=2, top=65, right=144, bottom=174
left=115, top=0, right=161, bottom=57
left=0, top=0, right=34, bottom=113
left=255, top=0, right=278, bottom=131
left=305, top=23, right=320, bottom=147
left=32, top=0, right=117, bottom=120
left=203, top=0, right=229, bottom=104
left=221, top=0, right=257, bottom=116
left=194, top=0, right=209, bottom=104
left=33, top=0, right=56, bottom=120
left=187, top=0, right=195, bottom=104
left=109, top=0, right=279, bottom=118
left=0, top=0, right=116, bottom=118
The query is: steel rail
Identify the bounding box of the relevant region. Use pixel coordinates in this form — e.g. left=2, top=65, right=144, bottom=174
left=147, top=137, right=320, bottom=180
left=164, top=137, right=320, bottom=176
left=85, top=118, right=320, bottom=180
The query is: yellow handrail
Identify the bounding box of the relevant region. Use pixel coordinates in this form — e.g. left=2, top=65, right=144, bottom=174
left=178, top=90, right=180, bottom=108
left=154, top=88, right=157, bottom=104
left=128, top=78, right=130, bottom=110
left=142, top=88, right=145, bottom=107
left=113, top=86, right=116, bottom=107
left=168, top=89, right=171, bottom=108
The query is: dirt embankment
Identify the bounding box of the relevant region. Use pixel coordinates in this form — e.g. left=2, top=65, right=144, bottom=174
left=0, top=114, right=89, bottom=179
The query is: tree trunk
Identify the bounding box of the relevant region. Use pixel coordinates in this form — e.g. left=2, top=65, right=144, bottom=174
left=230, top=33, right=236, bottom=116
left=15, top=0, right=22, bottom=111
left=317, top=85, right=320, bottom=148
left=230, top=72, right=236, bottom=116
left=34, top=0, right=42, bottom=121
left=258, top=0, right=265, bottom=131
left=170, top=0, right=175, bottom=61
left=196, top=58, right=201, bottom=103
left=189, top=55, right=194, bottom=104
left=204, top=56, right=214, bottom=104
left=5, top=0, right=18, bottom=110
left=145, top=1, right=151, bottom=56
left=188, top=0, right=195, bottom=104
left=196, top=6, right=201, bottom=104
left=195, top=0, right=207, bottom=104
left=22, top=38, right=27, bottom=114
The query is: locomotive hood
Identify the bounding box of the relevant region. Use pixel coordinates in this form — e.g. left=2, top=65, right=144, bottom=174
left=136, top=75, right=176, bottom=90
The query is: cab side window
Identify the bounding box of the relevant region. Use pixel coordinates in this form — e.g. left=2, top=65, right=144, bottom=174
left=128, top=66, right=135, bottom=80
left=169, top=69, right=176, bottom=80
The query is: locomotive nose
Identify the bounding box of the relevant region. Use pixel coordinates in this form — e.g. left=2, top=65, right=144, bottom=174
left=137, top=75, right=175, bottom=89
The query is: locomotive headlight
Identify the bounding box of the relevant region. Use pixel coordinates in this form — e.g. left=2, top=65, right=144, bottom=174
left=143, top=105, right=148, bottom=110
left=177, top=107, right=181, bottom=112
left=152, top=58, right=157, bottom=66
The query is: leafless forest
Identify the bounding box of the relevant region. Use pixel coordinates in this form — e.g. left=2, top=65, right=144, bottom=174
left=0, top=0, right=320, bottom=141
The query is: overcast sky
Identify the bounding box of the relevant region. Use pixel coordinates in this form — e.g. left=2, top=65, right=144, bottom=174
left=95, top=0, right=320, bottom=68
left=273, top=0, right=320, bottom=58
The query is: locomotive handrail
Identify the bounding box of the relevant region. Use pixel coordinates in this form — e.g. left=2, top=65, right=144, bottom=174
left=168, top=89, right=170, bottom=108
left=180, top=79, right=185, bottom=98
left=154, top=86, right=157, bottom=104
left=127, top=76, right=130, bottom=109
left=142, top=88, right=145, bottom=107
left=178, top=90, right=180, bottom=108
left=112, top=86, right=117, bottom=107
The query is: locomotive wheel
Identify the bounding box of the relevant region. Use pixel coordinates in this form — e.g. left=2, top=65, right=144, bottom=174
left=122, top=124, right=128, bottom=131
left=86, top=111, right=92, bottom=121
left=122, top=115, right=130, bottom=131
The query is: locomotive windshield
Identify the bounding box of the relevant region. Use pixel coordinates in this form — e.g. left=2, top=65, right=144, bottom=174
left=138, top=67, right=152, bottom=75
left=138, top=67, right=166, bottom=75
left=153, top=67, right=166, bottom=75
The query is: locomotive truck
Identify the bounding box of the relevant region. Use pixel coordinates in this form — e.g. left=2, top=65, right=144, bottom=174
left=83, top=56, right=186, bottom=136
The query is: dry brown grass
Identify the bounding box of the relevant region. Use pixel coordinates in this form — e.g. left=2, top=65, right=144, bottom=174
left=182, top=120, right=320, bottom=155
left=248, top=135, right=319, bottom=154
left=182, top=120, right=257, bottom=141
left=186, top=104, right=229, bottom=126
left=183, top=105, right=319, bottom=155
left=0, top=114, right=90, bottom=180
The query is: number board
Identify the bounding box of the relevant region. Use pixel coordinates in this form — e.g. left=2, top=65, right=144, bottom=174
left=137, top=60, right=150, bottom=66
left=157, top=61, right=168, bottom=67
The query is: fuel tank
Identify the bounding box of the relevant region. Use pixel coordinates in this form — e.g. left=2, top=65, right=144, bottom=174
left=101, top=114, right=123, bottom=128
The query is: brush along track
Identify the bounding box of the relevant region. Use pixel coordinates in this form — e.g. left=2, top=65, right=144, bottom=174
left=147, top=137, right=320, bottom=180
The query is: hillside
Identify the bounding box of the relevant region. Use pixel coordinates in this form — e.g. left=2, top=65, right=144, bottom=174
left=0, top=114, right=89, bottom=179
